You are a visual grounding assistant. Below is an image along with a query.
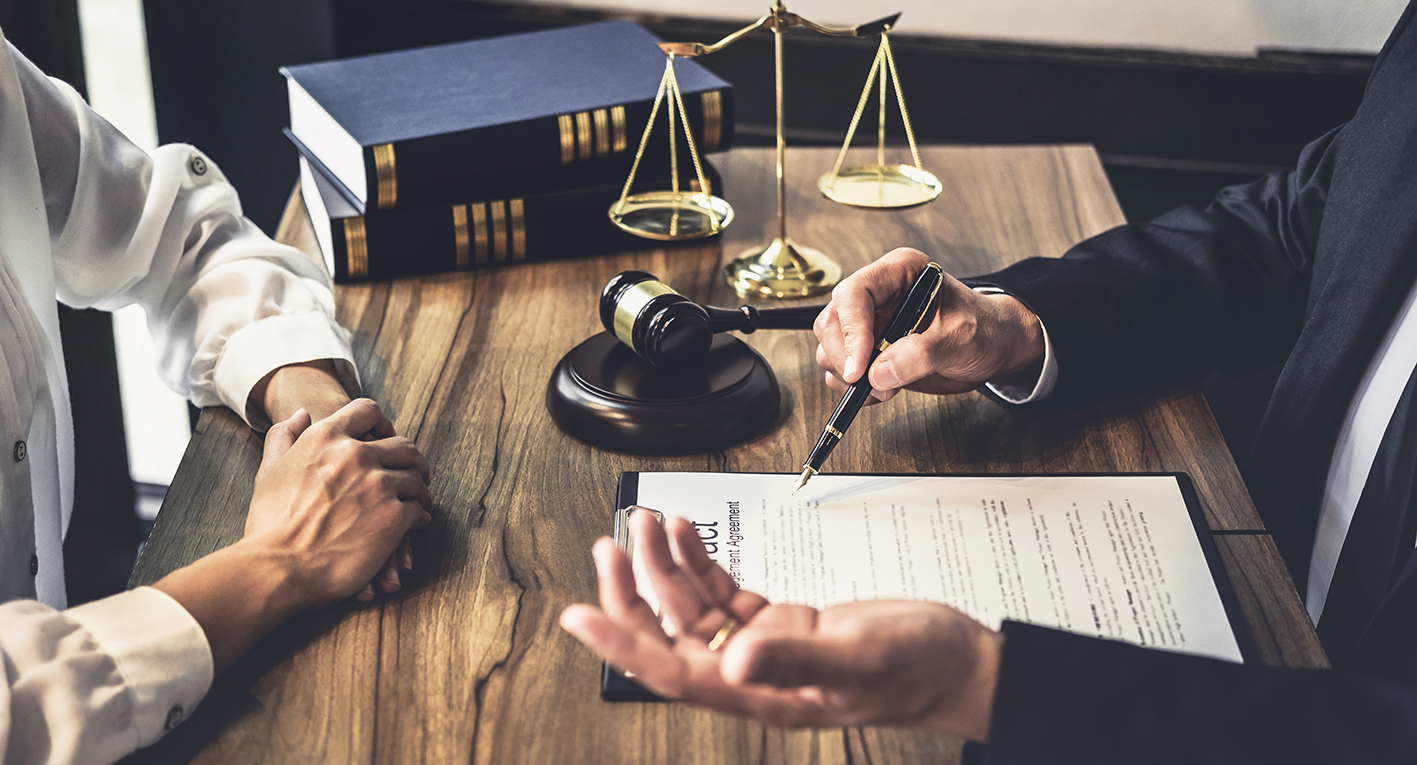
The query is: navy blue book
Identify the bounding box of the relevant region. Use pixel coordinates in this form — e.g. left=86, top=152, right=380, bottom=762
left=293, top=132, right=721, bottom=283
left=282, top=20, right=733, bottom=213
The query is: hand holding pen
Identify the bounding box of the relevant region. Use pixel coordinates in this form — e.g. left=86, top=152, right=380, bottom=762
left=798, top=249, right=1048, bottom=491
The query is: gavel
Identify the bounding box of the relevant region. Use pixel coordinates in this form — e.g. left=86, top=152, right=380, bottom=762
left=600, top=270, right=826, bottom=367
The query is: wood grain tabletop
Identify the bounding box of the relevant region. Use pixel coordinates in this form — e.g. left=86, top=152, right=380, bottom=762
left=125, top=145, right=1326, bottom=765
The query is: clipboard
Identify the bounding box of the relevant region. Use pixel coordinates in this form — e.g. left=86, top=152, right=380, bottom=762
left=600, top=471, right=1258, bottom=702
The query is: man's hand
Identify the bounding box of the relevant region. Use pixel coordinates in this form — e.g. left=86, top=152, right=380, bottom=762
left=814, top=248, right=1045, bottom=403
left=241, top=399, right=432, bottom=607
left=153, top=399, right=433, bottom=672
left=559, top=510, right=1002, bottom=741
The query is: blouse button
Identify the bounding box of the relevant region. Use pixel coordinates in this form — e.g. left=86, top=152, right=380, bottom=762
left=189, top=156, right=207, bottom=176
left=30, top=554, right=37, bottom=576
left=12, top=440, right=24, bottom=462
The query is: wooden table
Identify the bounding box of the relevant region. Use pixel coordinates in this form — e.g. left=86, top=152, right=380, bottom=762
left=127, top=146, right=1326, bottom=764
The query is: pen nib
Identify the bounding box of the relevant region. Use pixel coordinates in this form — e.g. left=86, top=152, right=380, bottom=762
left=791, top=467, right=814, bottom=495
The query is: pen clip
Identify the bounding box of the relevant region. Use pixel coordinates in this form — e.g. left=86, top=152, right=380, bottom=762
left=908, top=263, right=945, bottom=336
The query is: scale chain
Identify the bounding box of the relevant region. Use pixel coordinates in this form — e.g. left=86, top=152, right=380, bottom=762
left=613, top=57, right=672, bottom=214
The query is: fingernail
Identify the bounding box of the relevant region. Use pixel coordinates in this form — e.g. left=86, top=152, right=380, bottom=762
left=843, top=356, right=858, bottom=382
left=385, top=568, right=401, bottom=591
left=402, top=547, right=413, bottom=571
left=873, top=359, right=902, bottom=389
left=358, top=584, right=374, bottom=602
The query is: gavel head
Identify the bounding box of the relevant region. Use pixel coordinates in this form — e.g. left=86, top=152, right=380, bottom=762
left=600, top=270, right=713, bottom=367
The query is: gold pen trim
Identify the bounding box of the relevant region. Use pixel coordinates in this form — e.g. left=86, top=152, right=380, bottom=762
left=343, top=218, right=369, bottom=279
left=452, top=204, right=470, bottom=270
left=372, top=143, right=397, bottom=210
left=558, top=114, right=575, bottom=164
left=877, top=338, right=892, bottom=352
left=471, top=202, right=489, bottom=266
left=910, top=263, right=946, bottom=335
left=826, top=426, right=843, bottom=439
left=509, top=199, right=526, bottom=261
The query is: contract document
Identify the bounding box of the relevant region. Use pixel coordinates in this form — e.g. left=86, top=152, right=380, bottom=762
left=617, top=472, right=1244, bottom=665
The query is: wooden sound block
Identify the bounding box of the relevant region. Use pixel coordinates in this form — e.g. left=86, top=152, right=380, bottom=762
left=546, top=332, right=780, bottom=454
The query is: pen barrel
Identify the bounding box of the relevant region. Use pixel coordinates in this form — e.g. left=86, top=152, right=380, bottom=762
left=803, top=381, right=871, bottom=472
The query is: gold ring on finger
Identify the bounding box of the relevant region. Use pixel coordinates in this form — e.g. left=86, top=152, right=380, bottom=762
left=707, top=616, right=739, bottom=651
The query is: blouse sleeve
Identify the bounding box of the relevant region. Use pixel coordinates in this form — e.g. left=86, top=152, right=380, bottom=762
left=12, top=43, right=359, bottom=430
left=0, top=588, right=213, bottom=765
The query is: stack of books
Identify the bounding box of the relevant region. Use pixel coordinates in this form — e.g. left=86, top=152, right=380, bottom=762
left=282, top=20, right=735, bottom=282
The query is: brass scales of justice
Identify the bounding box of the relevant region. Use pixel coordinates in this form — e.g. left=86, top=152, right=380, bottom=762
left=607, top=1, right=943, bottom=298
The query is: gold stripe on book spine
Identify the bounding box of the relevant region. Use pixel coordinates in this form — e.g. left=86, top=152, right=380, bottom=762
left=701, top=91, right=722, bottom=152
left=611, top=106, right=627, bottom=152
left=452, top=204, right=470, bottom=269
left=471, top=202, right=489, bottom=266
left=575, top=111, right=593, bottom=161
left=557, top=114, right=575, bottom=164
left=592, top=108, right=610, bottom=156
left=509, top=199, right=526, bottom=261
left=372, top=143, right=398, bottom=209
left=343, top=218, right=369, bottom=279
left=491, top=200, right=507, bottom=263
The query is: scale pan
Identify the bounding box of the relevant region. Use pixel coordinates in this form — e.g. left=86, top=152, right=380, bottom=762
left=608, top=191, right=735, bottom=241
left=818, top=164, right=942, bottom=209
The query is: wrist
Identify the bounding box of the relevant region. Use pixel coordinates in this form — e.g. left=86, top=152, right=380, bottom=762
left=152, top=541, right=309, bottom=673
left=985, top=294, right=1045, bottom=384
left=253, top=360, right=351, bottom=425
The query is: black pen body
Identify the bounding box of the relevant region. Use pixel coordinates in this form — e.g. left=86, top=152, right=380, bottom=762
left=803, top=374, right=874, bottom=473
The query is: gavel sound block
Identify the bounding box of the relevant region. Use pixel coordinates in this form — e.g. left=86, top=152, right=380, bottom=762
left=546, top=271, right=823, bottom=454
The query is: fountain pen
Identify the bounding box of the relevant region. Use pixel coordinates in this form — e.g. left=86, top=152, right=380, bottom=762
left=792, top=262, right=945, bottom=494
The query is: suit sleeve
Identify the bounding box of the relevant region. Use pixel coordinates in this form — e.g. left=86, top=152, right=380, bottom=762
left=967, top=124, right=1339, bottom=407
left=981, top=622, right=1417, bottom=764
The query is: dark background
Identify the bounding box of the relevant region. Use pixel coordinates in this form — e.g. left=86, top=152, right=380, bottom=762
left=1, top=0, right=1374, bottom=601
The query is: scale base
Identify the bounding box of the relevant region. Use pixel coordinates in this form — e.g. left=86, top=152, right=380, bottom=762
left=725, top=238, right=842, bottom=298
left=546, top=333, right=780, bottom=455
left=818, top=164, right=942, bottom=209
left=608, top=191, right=734, bottom=241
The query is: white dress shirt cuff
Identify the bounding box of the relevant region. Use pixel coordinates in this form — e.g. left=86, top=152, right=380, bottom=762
left=64, top=587, right=214, bottom=747
left=973, top=287, right=1058, bottom=404
left=212, top=311, right=361, bottom=431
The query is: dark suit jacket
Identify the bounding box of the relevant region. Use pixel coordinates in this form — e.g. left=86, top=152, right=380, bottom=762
left=966, top=2, right=1417, bottom=760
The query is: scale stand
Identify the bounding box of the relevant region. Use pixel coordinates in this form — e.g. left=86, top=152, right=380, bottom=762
left=818, top=33, right=942, bottom=209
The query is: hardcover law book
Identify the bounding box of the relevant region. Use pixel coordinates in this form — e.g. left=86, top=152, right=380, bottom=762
left=282, top=20, right=734, bottom=212
left=297, top=147, right=721, bottom=283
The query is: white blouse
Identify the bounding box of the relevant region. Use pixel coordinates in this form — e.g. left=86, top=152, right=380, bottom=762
left=0, top=31, right=357, bottom=764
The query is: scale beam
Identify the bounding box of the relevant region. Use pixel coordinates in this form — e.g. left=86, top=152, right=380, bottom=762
left=615, top=2, right=930, bottom=298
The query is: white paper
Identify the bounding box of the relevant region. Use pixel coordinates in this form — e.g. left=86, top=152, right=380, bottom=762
left=629, top=473, right=1243, bottom=663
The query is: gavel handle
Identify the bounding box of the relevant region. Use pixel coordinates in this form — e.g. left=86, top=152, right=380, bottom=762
left=705, top=304, right=827, bottom=334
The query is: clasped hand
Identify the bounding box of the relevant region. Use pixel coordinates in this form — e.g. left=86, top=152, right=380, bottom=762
left=813, top=247, right=1046, bottom=403
left=241, top=398, right=433, bottom=610
left=560, top=510, right=1002, bottom=741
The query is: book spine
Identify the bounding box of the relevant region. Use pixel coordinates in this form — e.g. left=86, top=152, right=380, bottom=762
left=362, top=86, right=734, bottom=211
left=331, top=171, right=722, bottom=283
